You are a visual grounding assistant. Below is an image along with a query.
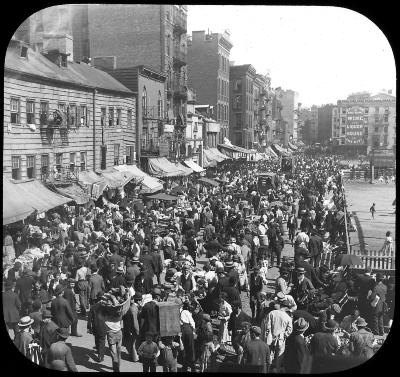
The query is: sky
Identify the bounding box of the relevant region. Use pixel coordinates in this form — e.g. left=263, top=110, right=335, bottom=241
left=187, top=5, right=396, bottom=108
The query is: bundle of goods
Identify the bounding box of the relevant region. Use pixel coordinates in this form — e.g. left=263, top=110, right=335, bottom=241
left=99, top=286, right=130, bottom=317
left=156, top=301, right=181, bottom=337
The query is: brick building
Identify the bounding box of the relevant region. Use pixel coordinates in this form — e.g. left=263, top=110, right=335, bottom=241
left=187, top=30, right=233, bottom=143
left=4, top=38, right=136, bottom=181
left=333, top=91, right=396, bottom=155
left=317, top=104, right=334, bottom=145
left=185, top=88, right=204, bottom=164
left=229, top=64, right=257, bottom=148
left=279, top=88, right=299, bottom=145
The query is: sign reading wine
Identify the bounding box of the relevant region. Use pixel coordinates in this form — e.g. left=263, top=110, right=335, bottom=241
left=345, top=106, right=365, bottom=144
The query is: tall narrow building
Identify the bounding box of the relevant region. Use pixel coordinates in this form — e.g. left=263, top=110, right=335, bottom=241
left=187, top=30, right=233, bottom=143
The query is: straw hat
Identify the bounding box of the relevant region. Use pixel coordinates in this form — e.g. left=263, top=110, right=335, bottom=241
left=18, top=316, right=34, bottom=328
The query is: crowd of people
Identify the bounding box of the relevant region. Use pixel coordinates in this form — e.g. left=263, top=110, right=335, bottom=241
left=2, top=153, right=395, bottom=373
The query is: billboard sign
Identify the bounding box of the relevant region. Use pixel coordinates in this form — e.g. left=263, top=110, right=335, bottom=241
left=345, top=106, right=365, bottom=145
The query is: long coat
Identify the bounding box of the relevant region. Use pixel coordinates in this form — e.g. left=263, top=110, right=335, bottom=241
left=283, top=333, right=310, bottom=373
left=139, top=300, right=159, bottom=340
left=51, top=296, right=74, bottom=328
left=89, top=273, right=105, bottom=300
left=63, top=287, right=77, bottom=318
left=2, top=289, right=21, bottom=323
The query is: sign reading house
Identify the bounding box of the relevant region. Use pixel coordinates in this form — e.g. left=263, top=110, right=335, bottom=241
left=345, top=106, right=365, bottom=145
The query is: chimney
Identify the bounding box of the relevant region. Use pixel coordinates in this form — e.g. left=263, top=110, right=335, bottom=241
left=42, top=33, right=74, bottom=62
left=92, top=56, right=117, bottom=71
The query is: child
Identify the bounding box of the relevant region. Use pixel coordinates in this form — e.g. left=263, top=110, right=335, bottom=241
left=138, top=332, right=160, bottom=373
left=158, top=335, right=184, bottom=372
left=200, top=334, right=220, bottom=372
left=370, top=203, right=376, bottom=220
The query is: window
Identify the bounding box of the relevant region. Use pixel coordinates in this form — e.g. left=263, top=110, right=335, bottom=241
left=383, top=134, right=388, bottom=145
left=364, top=127, right=368, bottom=137
left=375, top=126, right=379, bottom=133
left=114, top=144, right=120, bottom=165
left=127, top=109, right=132, bottom=128
left=108, top=107, right=114, bottom=127
left=342, top=108, right=346, bottom=114
left=384, top=115, right=389, bottom=123
left=116, top=109, right=121, bottom=126
left=41, top=154, right=49, bottom=175
left=126, top=145, right=135, bottom=165
left=234, top=80, right=242, bottom=91
left=384, top=125, right=388, bottom=133
left=375, top=106, right=379, bottom=113
left=166, top=10, right=170, bottom=20
left=100, top=145, right=107, bottom=170
left=234, top=95, right=241, bottom=109
left=10, top=98, right=20, bottom=124
left=55, top=153, right=63, bottom=172
left=60, top=55, right=67, bottom=68
left=157, top=91, right=163, bottom=118
left=58, top=103, right=66, bottom=113
left=26, top=155, right=35, bottom=179
left=69, top=153, right=76, bottom=171
left=11, top=156, right=21, bottom=180
left=68, top=104, right=77, bottom=127
left=80, top=152, right=87, bottom=171
left=101, top=107, right=106, bottom=127
left=375, top=115, right=379, bottom=123
left=341, top=117, right=346, bottom=124
left=80, top=105, right=87, bottom=126
left=167, top=35, right=171, bottom=56
left=364, top=107, right=369, bottom=114
left=235, top=114, right=241, bottom=129
left=142, top=87, right=147, bottom=114
left=26, top=100, right=35, bottom=124
left=20, top=46, right=28, bottom=58
left=341, top=127, right=346, bottom=135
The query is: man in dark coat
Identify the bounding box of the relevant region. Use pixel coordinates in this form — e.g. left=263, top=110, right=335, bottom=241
left=87, top=293, right=108, bottom=362
left=3, top=280, right=21, bottom=337
left=244, top=326, right=271, bottom=373
left=15, top=268, right=35, bottom=316
left=51, top=285, right=74, bottom=331
left=354, top=267, right=375, bottom=324
left=63, top=279, right=81, bottom=337
left=291, top=267, right=315, bottom=310
left=283, top=317, right=311, bottom=373
left=125, top=258, right=141, bottom=284
left=185, top=232, right=198, bottom=265
left=308, top=230, right=323, bottom=268
left=88, top=266, right=106, bottom=305
left=140, top=247, right=155, bottom=279
left=139, top=290, right=160, bottom=343
left=46, top=328, right=78, bottom=371
left=152, top=250, right=163, bottom=285
left=134, top=268, right=154, bottom=295
left=309, top=319, right=339, bottom=357
left=225, top=260, right=240, bottom=288
left=296, top=252, right=324, bottom=288
left=39, top=309, right=59, bottom=363
left=109, top=267, right=127, bottom=289
left=122, top=293, right=141, bottom=362
left=222, top=276, right=241, bottom=305
left=228, top=300, right=252, bottom=339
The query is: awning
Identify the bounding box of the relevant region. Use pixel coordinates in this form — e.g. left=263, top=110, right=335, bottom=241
left=265, top=146, right=279, bottom=158
left=203, top=148, right=225, bottom=165
left=183, top=159, right=205, bottom=173
left=271, top=144, right=288, bottom=156
left=53, top=183, right=91, bottom=205
left=114, top=164, right=164, bottom=193
left=3, top=176, right=36, bottom=224
left=78, top=170, right=108, bottom=199
left=98, top=168, right=137, bottom=189
left=146, top=193, right=179, bottom=201
left=218, top=143, right=255, bottom=155
left=288, top=141, right=298, bottom=151
left=3, top=177, right=72, bottom=224
left=209, top=148, right=230, bottom=161
left=297, top=140, right=305, bottom=147
left=148, top=157, right=186, bottom=177
left=198, top=177, right=220, bottom=187
left=174, top=162, right=193, bottom=176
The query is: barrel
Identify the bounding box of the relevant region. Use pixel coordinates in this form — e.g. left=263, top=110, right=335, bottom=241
left=259, top=235, right=268, bottom=246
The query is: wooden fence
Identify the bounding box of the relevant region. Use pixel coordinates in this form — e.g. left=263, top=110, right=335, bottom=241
left=350, top=248, right=396, bottom=270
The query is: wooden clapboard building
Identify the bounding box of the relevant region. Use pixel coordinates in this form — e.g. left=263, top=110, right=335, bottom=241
left=4, top=36, right=136, bottom=183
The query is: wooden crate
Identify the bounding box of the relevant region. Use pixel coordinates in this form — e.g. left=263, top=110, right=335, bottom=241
left=156, top=301, right=181, bottom=337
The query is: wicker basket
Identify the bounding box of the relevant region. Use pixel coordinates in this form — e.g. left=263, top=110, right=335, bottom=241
left=100, top=295, right=131, bottom=318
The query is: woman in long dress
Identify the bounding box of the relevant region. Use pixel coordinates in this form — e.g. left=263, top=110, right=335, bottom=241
left=380, top=231, right=394, bottom=256
left=217, top=292, right=232, bottom=344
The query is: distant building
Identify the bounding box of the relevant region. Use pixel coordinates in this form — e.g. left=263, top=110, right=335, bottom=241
left=195, top=105, right=220, bottom=148
left=229, top=64, right=257, bottom=148
left=185, top=88, right=204, bottom=164
left=278, top=88, right=299, bottom=145
left=333, top=91, right=396, bottom=155
left=187, top=30, right=233, bottom=143
left=317, top=104, right=334, bottom=145
left=4, top=38, right=136, bottom=181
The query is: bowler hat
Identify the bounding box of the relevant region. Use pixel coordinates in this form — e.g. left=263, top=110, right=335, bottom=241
left=296, top=267, right=306, bottom=274
left=276, top=292, right=286, bottom=301
left=131, top=257, right=140, bottom=263
left=202, top=313, right=211, bottom=322
left=116, top=266, right=124, bottom=273
left=18, top=316, right=34, bottom=327
left=355, top=317, right=368, bottom=327
left=323, top=319, right=339, bottom=331
left=294, top=317, right=309, bottom=332
left=54, top=284, right=65, bottom=295
left=251, top=326, right=262, bottom=336
left=133, top=292, right=143, bottom=301
left=232, top=300, right=242, bottom=309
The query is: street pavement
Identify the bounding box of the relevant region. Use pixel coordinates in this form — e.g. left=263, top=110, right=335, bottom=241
left=344, top=181, right=396, bottom=253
